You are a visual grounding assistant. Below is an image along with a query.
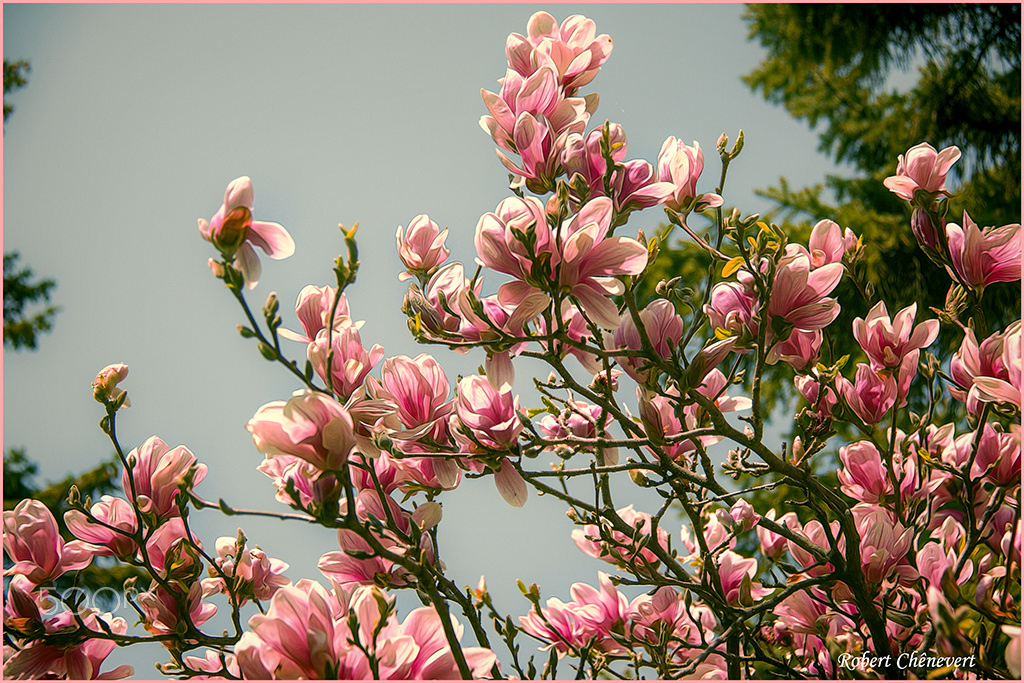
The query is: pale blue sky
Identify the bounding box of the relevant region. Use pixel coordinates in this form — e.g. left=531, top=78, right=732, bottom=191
left=3, top=2, right=846, bottom=674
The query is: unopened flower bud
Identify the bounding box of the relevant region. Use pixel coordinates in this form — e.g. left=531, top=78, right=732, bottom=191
left=93, top=363, right=130, bottom=407
left=412, top=501, right=443, bottom=531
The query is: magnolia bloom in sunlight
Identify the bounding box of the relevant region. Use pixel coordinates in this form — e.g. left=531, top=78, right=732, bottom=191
left=838, top=441, right=894, bottom=504
left=476, top=195, right=648, bottom=330
left=571, top=505, right=670, bottom=570
left=198, top=176, right=295, bottom=289
left=205, top=536, right=290, bottom=603
left=656, top=138, right=723, bottom=213
left=504, top=11, right=613, bottom=93
left=397, top=214, right=450, bottom=282
left=235, top=580, right=496, bottom=679
left=122, top=436, right=208, bottom=521
left=852, top=302, right=939, bottom=370
left=64, top=495, right=138, bottom=561
left=2, top=610, right=134, bottom=680
left=247, top=390, right=359, bottom=472
left=836, top=363, right=898, bottom=425
left=612, top=299, right=684, bottom=384
left=766, top=254, right=843, bottom=333
left=278, top=284, right=352, bottom=344
left=883, top=142, right=961, bottom=201
left=3, top=499, right=93, bottom=585
left=945, top=212, right=1022, bottom=289
left=968, top=322, right=1022, bottom=409
left=307, top=324, right=385, bottom=401
left=519, top=572, right=629, bottom=655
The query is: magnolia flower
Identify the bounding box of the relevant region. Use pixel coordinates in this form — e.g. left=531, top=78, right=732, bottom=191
left=3, top=610, right=133, bottom=680
left=656, top=138, right=723, bottom=213
left=571, top=505, right=670, bottom=569
left=945, top=212, right=1021, bottom=289
left=852, top=302, right=939, bottom=370
left=836, top=363, right=897, bottom=425
left=247, top=391, right=359, bottom=472
left=64, top=496, right=138, bottom=560
left=883, top=142, right=961, bottom=201
left=3, top=499, right=93, bottom=585
left=504, top=11, right=613, bottom=93
left=278, top=284, right=352, bottom=344
left=397, top=214, right=449, bottom=282
left=612, top=299, right=684, bottom=383
left=307, top=324, right=384, bottom=401
left=198, top=176, right=294, bottom=288
left=766, top=255, right=843, bottom=333
left=838, top=441, right=893, bottom=504
left=122, top=436, right=207, bottom=521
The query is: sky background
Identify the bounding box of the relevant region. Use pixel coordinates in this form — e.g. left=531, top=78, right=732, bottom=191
left=4, top=2, right=853, bottom=675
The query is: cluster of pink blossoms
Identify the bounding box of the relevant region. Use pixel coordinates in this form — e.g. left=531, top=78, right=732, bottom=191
left=5, top=9, right=1021, bottom=682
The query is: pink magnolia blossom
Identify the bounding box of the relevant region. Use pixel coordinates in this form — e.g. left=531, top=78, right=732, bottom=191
left=794, top=372, right=838, bottom=418
left=505, top=12, right=612, bottom=93
left=838, top=441, right=893, bottom=504
left=138, top=582, right=217, bottom=636
left=766, top=254, right=843, bottom=333
left=519, top=573, right=628, bottom=655
left=307, top=324, right=384, bottom=401
left=92, top=363, right=129, bottom=405
left=3, top=499, right=93, bottom=585
left=144, top=517, right=202, bottom=580
left=852, top=301, right=939, bottom=370
left=704, top=274, right=759, bottom=343
left=571, top=505, right=670, bottom=569
left=3, top=611, right=133, bottom=680
left=198, top=176, right=294, bottom=289
left=480, top=65, right=591, bottom=157
left=319, top=490, right=435, bottom=588
left=278, top=284, right=351, bottom=344
left=757, top=510, right=799, bottom=560
left=950, top=322, right=1017, bottom=406
left=656, top=138, right=723, bottom=213
left=396, top=215, right=449, bottom=282
left=536, top=301, right=603, bottom=373
left=787, top=518, right=842, bottom=577
left=716, top=551, right=771, bottom=606
left=64, top=496, right=138, bottom=560
left=854, top=505, right=914, bottom=585
left=206, top=536, right=290, bottom=603
left=609, top=159, right=675, bottom=213
left=836, top=363, right=897, bottom=425
left=807, top=219, right=850, bottom=268
left=561, top=124, right=628, bottom=201
left=538, top=399, right=617, bottom=465
left=917, top=541, right=974, bottom=593
left=234, top=579, right=340, bottom=679
left=612, top=299, right=683, bottom=384
left=636, top=369, right=750, bottom=462
left=367, top=354, right=453, bottom=445
left=729, top=499, right=760, bottom=532
left=968, top=321, right=1022, bottom=409
left=882, top=142, right=961, bottom=201
left=946, top=212, right=1022, bottom=288
left=943, top=422, right=1021, bottom=487
left=453, top=375, right=522, bottom=452
left=122, top=436, right=207, bottom=521
left=476, top=196, right=648, bottom=330
left=257, top=454, right=340, bottom=510
left=911, top=208, right=942, bottom=252
left=248, top=390, right=359, bottom=472
left=237, top=580, right=494, bottom=680
left=766, top=328, right=822, bottom=371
